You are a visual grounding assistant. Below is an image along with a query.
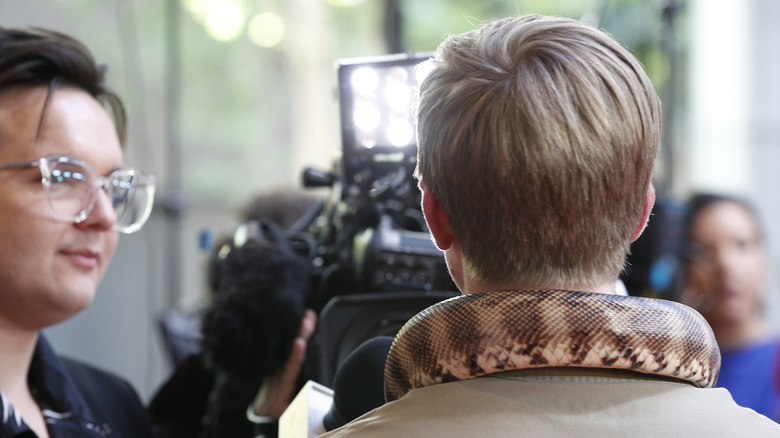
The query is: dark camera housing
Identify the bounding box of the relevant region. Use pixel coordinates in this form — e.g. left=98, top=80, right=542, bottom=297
left=299, top=53, right=455, bottom=310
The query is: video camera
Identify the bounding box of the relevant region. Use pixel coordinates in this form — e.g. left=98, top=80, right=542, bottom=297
left=299, top=53, right=455, bottom=309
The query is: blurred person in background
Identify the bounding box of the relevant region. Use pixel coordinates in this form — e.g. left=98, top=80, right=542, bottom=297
left=679, top=193, right=780, bottom=421
left=149, top=217, right=317, bottom=438
left=0, top=27, right=155, bottom=437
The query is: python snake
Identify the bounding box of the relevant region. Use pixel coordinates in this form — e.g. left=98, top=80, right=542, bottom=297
left=384, top=289, right=720, bottom=402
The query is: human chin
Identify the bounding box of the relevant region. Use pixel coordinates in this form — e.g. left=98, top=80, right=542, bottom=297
left=52, top=251, right=105, bottom=305
left=51, top=279, right=101, bottom=325
left=30, top=265, right=99, bottom=327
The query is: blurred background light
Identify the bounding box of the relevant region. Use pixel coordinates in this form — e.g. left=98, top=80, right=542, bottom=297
left=327, top=0, right=368, bottom=7
left=202, top=0, right=245, bottom=42
left=182, top=0, right=210, bottom=23
left=351, top=67, right=379, bottom=93
left=384, top=66, right=411, bottom=110
left=248, top=12, right=286, bottom=48
left=357, top=129, right=378, bottom=148
left=386, top=119, right=414, bottom=146
left=353, top=101, right=381, bottom=134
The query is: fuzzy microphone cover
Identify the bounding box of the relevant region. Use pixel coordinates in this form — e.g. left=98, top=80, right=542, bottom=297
left=200, top=239, right=312, bottom=383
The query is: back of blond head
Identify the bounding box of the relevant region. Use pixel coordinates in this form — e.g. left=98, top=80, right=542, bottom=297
left=415, top=15, right=661, bottom=288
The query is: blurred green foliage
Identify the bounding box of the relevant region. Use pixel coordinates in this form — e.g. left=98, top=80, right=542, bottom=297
left=171, top=0, right=684, bottom=204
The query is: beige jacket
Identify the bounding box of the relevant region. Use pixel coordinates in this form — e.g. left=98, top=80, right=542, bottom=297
left=318, top=369, right=780, bottom=437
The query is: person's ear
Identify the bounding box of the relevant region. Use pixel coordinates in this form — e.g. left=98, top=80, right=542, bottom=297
left=420, top=182, right=455, bottom=250
left=632, top=184, right=656, bottom=242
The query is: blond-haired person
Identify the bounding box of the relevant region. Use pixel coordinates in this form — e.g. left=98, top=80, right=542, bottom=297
left=319, top=15, right=780, bottom=437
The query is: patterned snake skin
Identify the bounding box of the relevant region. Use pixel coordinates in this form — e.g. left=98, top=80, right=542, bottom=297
left=384, top=289, right=720, bottom=402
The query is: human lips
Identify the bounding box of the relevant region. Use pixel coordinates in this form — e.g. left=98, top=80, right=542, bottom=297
left=60, top=248, right=101, bottom=269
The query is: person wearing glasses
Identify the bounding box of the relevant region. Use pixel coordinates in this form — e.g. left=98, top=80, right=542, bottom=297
left=0, top=28, right=155, bottom=438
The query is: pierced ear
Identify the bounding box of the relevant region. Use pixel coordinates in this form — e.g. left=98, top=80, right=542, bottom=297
left=420, top=183, right=455, bottom=251
left=632, top=184, right=656, bottom=242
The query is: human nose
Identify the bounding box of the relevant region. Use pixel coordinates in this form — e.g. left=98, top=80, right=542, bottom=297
left=74, top=185, right=117, bottom=231
left=711, top=245, right=739, bottom=275
left=703, top=246, right=743, bottom=294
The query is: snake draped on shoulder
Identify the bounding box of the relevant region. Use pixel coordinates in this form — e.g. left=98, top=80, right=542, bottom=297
left=384, top=289, right=720, bottom=402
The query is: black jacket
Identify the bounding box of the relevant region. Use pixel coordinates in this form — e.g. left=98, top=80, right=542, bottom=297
left=0, top=336, right=152, bottom=438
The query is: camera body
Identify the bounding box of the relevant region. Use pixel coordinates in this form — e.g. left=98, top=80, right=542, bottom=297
left=299, top=53, right=455, bottom=309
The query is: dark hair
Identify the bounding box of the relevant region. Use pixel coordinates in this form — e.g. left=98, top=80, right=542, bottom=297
left=684, top=193, right=763, bottom=245
left=0, top=27, right=126, bottom=144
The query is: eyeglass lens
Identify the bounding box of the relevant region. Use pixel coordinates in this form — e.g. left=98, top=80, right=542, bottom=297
left=109, top=170, right=155, bottom=233
left=47, top=161, right=93, bottom=221
left=45, top=158, right=155, bottom=233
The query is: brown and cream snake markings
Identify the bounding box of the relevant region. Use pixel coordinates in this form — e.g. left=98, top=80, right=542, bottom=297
left=384, top=289, right=720, bottom=402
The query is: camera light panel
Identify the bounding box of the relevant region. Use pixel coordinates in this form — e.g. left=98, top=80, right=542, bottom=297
left=346, top=60, right=427, bottom=149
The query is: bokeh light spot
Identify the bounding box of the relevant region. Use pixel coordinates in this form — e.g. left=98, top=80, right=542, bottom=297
left=248, top=12, right=286, bottom=48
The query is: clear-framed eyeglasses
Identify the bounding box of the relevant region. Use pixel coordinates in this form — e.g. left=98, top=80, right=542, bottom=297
left=0, top=155, right=156, bottom=234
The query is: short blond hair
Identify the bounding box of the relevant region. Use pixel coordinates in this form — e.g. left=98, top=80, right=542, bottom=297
left=415, top=15, right=661, bottom=287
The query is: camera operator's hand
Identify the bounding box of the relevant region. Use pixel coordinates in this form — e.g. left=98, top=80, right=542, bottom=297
left=251, top=309, right=317, bottom=419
